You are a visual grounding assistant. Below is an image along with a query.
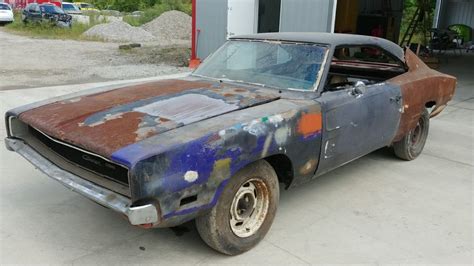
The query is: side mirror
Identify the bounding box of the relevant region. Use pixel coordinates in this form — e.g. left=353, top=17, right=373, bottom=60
left=351, top=81, right=366, bottom=96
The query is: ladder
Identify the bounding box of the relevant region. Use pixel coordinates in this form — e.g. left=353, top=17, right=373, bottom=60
left=399, top=7, right=422, bottom=47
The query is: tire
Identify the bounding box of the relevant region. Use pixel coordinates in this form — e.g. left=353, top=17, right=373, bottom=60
left=393, top=108, right=430, bottom=160
left=195, top=160, right=279, bottom=255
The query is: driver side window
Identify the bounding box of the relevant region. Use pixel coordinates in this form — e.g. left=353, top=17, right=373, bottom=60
left=325, top=45, right=406, bottom=92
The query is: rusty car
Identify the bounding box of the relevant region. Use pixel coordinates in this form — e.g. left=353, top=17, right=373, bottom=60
left=5, top=33, right=456, bottom=255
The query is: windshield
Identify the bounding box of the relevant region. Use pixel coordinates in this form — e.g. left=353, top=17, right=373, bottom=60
left=0, top=4, right=11, bottom=10
left=63, top=4, right=78, bottom=11
left=80, top=3, right=94, bottom=8
left=194, top=40, right=328, bottom=91
left=40, top=5, right=64, bottom=14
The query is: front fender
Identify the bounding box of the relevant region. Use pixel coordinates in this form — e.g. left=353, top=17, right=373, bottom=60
left=118, top=100, right=323, bottom=225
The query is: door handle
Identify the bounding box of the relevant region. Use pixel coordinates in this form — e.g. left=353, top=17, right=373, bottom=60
left=390, top=95, right=402, bottom=104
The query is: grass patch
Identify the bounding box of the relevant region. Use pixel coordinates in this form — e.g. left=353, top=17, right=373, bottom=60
left=4, top=13, right=101, bottom=41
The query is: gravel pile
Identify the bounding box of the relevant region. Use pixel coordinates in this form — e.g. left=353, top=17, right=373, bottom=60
left=142, top=10, right=191, bottom=41
left=83, top=21, right=156, bottom=42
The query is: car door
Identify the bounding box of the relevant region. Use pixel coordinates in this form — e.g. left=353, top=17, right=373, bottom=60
left=315, top=46, right=405, bottom=176
left=315, top=82, right=402, bottom=175
left=29, top=4, right=41, bottom=22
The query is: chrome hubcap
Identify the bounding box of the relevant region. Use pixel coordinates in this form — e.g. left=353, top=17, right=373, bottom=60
left=229, top=179, right=269, bottom=238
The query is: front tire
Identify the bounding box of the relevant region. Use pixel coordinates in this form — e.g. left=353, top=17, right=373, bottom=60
left=393, top=108, right=430, bottom=160
left=195, top=160, right=279, bottom=255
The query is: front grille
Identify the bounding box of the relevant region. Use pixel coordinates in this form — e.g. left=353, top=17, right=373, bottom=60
left=29, top=126, right=129, bottom=185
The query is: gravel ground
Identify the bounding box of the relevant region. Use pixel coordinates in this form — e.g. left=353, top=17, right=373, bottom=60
left=83, top=21, right=157, bottom=42
left=142, top=10, right=191, bottom=41
left=0, top=30, right=190, bottom=90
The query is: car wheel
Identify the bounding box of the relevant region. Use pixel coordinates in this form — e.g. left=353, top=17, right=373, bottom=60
left=393, top=108, right=430, bottom=160
left=195, top=160, right=279, bottom=255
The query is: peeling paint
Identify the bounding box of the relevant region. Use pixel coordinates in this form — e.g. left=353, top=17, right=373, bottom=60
left=184, top=171, right=199, bottom=182
left=274, top=126, right=290, bottom=146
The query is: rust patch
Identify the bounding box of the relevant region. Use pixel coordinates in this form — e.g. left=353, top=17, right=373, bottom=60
left=299, top=158, right=318, bottom=175
left=297, top=113, right=322, bottom=137
left=388, top=49, right=456, bottom=141
left=19, top=79, right=214, bottom=157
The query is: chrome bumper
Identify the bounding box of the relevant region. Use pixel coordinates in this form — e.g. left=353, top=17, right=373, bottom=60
left=4, top=137, right=158, bottom=226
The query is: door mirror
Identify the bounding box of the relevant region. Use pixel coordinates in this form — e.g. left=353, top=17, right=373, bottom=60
left=351, top=81, right=366, bottom=96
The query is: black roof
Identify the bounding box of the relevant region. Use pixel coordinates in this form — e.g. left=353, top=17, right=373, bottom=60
left=230, top=32, right=405, bottom=63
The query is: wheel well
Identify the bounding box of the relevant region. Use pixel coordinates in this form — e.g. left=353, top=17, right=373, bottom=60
left=264, top=154, right=294, bottom=188
left=425, top=101, right=436, bottom=108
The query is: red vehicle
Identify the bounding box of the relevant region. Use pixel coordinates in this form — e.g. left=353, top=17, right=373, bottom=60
left=4, top=0, right=61, bottom=9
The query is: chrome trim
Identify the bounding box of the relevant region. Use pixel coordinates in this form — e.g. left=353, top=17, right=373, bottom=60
left=5, top=137, right=158, bottom=226
left=8, top=116, right=14, bottom=137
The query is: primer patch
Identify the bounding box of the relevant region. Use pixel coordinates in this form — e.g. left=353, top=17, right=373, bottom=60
left=134, top=94, right=237, bottom=124
left=184, top=171, right=199, bottom=182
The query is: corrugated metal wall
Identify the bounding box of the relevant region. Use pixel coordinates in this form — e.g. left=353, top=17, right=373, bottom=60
left=196, top=0, right=228, bottom=59
left=438, top=0, right=474, bottom=28
left=280, top=0, right=335, bottom=32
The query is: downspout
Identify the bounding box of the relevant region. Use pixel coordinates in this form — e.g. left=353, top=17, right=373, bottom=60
left=433, top=0, right=442, bottom=28
left=331, top=0, right=338, bottom=33
left=189, top=0, right=201, bottom=68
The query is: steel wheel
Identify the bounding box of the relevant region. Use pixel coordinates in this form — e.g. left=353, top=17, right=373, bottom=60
left=195, top=160, right=279, bottom=255
left=229, top=179, right=269, bottom=238
left=393, top=108, right=430, bottom=160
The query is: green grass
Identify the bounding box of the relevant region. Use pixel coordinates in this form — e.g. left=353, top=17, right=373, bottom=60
left=4, top=13, right=101, bottom=41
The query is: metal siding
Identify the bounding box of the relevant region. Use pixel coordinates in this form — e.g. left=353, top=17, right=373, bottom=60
left=196, top=0, right=228, bottom=59
left=280, top=0, right=335, bottom=32
left=439, top=0, right=474, bottom=28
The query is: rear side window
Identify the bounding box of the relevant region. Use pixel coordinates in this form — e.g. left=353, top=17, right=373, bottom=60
left=326, top=45, right=406, bottom=88
left=334, top=46, right=401, bottom=66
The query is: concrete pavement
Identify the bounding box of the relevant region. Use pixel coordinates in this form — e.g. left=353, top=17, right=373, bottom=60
left=0, top=59, right=472, bottom=264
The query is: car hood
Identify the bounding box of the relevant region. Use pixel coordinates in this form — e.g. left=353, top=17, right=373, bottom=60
left=19, top=78, right=280, bottom=159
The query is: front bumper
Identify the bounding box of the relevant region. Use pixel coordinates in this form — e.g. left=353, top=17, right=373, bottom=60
left=5, top=137, right=159, bottom=226
left=0, top=16, right=14, bottom=22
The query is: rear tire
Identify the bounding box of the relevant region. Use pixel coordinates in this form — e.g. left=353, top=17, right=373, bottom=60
left=195, top=160, right=279, bottom=255
left=393, top=108, right=430, bottom=160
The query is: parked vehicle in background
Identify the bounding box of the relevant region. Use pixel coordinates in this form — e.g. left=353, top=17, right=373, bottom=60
left=0, top=3, right=14, bottom=25
left=22, top=3, right=72, bottom=28
left=62, top=2, right=82, bottom=15
left=73, top=2, right=99, bottom=12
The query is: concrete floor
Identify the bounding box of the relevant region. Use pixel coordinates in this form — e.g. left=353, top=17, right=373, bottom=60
left=0, top=56, right=472, bottom=264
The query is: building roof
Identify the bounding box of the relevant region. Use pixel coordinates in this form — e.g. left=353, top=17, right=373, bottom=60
left=231, top=32, right=405, bottom=63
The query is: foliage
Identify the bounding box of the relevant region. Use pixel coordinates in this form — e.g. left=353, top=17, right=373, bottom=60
left=122, top=0, right=191, bottom=26
left=5, top=12, right=102, bottom=41
left=79, top=0, right=191, bottom=13
left=400, top=0, right=437, bottom=45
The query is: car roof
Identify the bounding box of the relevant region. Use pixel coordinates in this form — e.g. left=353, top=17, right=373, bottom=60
left=231, top=32, right=405, bottom=63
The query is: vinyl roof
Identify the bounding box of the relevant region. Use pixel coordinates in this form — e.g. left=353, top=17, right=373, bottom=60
left=231, top=32, right=405, bottom=63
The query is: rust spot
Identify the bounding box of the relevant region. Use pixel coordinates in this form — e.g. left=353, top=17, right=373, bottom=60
left=223, top=93, right=235, bottom=97
left=299, top=158, right=318, bottom=175
left=234, top=88, right=246, bottom=92
left=159, top=117, right=170, bottom=122
left=388, top=49, right=456, bottom=141
left=297, top=113, right=322, bottom=137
